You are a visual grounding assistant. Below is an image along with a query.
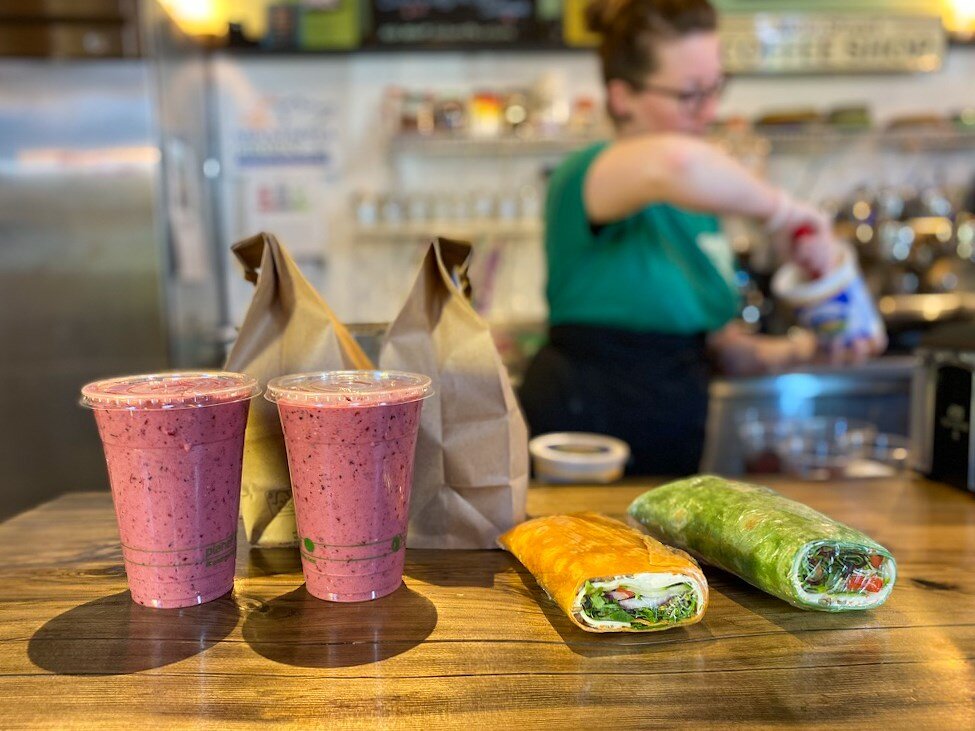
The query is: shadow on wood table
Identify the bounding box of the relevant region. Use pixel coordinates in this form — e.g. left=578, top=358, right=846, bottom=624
left=402, top=549, right=514, bottom=588
left=703, top=566, right=896, bottom=640
left=509, top=558, right=888, bottom=661
left=504, top=564, right=708, bottom=658
left=240, top=546, right=303, bottom=578
left=27, top=591, right=240, bottom=675
left=240, top=584, right=437, bottom=668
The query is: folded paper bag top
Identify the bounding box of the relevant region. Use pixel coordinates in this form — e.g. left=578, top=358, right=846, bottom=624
left=379, top=237, right=529, bottom=549
left=224, top=232, right=373, bottom=547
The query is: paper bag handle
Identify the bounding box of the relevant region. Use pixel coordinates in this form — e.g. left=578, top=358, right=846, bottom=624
left=231, top=232, right=277, bottom=285
left=434, top=237, right=473, bottom=300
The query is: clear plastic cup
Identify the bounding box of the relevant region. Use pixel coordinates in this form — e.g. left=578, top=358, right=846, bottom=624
left=81, top=371, right=260, bottom=608
left=265, top=370, right=433, bottom=602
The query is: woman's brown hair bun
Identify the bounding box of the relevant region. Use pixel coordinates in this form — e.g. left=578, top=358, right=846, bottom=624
left=585, top=0, right=631, bottom=36
left=587, top=0, right=717, bottom=90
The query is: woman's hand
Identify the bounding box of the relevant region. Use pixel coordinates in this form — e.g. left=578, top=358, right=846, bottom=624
left=708, top=323, right=817, bottom=376
left=710, top=322, right=887, bottom=376
left=827, top=332, right=888, bottom=365
left=765, top=191, right=840, bottom=278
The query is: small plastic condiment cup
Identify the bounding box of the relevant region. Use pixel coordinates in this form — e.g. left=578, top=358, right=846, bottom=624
left=529, top=432, right=630, bottom=484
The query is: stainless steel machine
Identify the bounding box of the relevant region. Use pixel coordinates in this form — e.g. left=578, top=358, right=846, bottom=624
left=911, top=323, right=975, bottom=493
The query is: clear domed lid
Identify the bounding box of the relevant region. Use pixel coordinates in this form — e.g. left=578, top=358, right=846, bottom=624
left=265, top=370, right=433, bottom=408
left=81, top=371, right=260, bottom=410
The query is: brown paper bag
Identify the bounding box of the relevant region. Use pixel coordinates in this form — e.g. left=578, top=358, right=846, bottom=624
left=225, top=232, right=373, bottom=546
left=380, top=238, right=529, bottom=548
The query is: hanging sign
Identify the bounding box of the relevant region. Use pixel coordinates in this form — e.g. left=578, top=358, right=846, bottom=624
left=369, top=0, right=546, bottom=47
left=720, top=14, right=945, bottom=74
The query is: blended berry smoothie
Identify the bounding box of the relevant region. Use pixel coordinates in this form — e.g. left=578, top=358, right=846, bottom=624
left=266, top=371, right=432, bottom=602
left=82, top=371, right=259, bottom=608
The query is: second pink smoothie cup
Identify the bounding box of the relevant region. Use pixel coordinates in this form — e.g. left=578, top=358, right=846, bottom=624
left=81, top=371, right=260, bottom=609
left=266, top=370, right=433, bottom=602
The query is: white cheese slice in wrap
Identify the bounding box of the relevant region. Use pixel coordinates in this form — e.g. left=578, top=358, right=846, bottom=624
left=575, top=572, right=709, bottom=630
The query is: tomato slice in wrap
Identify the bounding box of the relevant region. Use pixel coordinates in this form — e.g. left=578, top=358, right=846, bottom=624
left=628, top=476, right=896, bottom=612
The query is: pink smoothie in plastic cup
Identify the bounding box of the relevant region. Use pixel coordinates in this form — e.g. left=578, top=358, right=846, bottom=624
left=266, top=370, right=433, bottom=602
left=81, top=371, right=260, bottom=608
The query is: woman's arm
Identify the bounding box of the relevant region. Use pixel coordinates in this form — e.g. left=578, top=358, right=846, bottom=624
left=583, top=133, right=836, bottom=274
left=584, top=134, right=782, bottom=222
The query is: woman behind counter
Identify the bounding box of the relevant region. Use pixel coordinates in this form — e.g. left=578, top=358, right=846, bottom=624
left=519, top=0, right=881, bottom=476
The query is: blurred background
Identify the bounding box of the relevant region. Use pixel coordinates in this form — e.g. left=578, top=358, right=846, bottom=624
left=3, top=0, right=975, bottom=517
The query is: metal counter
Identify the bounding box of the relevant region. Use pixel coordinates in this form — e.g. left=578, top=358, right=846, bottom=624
left=702, top=356, right=915, bottom=474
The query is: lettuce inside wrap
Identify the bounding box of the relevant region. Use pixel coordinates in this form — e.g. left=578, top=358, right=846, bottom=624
left=579, top=577, right=701, bottom=629
left=627, top=476, right=896, bottom=612
left=499, top=512, right=709, bottom=632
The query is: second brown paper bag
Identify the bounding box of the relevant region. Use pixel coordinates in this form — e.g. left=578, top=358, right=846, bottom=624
left=380, top=238, right=529, bottom=549
left=225, top=232, right=373, bottom=547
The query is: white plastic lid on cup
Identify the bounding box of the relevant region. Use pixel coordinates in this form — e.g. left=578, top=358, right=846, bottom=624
left=81, top=371, right=261, bottom=410
left=771, top=243, right=858, bottom=307
left=265, top=370, right=433, bottom=408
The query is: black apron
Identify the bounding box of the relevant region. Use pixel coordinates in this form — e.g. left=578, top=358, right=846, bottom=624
left=518, top=324, right=710, bottom=476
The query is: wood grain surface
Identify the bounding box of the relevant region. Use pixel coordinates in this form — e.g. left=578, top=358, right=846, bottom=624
left=1, top=476, right=973, bottom=729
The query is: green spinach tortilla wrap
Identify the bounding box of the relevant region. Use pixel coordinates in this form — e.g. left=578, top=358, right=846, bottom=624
left=627, top=475, right=896, bottom=612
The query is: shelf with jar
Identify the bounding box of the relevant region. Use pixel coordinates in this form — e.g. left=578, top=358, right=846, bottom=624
left=350, top=187, right=544, bottom=245
left=381, top=76, right=610, bottom=158
left=352, top=220, right=543, bottom=244
left=388, top=132, right=606, bottom=158
left=758, top=126, right=975, bottom=154
left=390, top=102, right=975, bottom=157
left=389, top=121, right=975, bottom=159
left=712, top=108, right=975, bottom=155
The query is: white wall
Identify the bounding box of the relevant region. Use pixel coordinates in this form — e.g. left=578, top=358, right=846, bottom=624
left=213, top=46, right=975, bottom=327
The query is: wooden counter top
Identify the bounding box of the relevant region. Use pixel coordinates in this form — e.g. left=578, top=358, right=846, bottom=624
left=1, top=476, right=974, bottom=728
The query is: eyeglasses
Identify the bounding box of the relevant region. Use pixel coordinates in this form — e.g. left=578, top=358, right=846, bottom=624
left=635, top=75, right=728, bottom=114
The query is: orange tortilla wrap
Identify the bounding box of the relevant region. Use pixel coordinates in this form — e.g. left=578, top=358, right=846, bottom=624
left=499, top=512, right=708, bottom=633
